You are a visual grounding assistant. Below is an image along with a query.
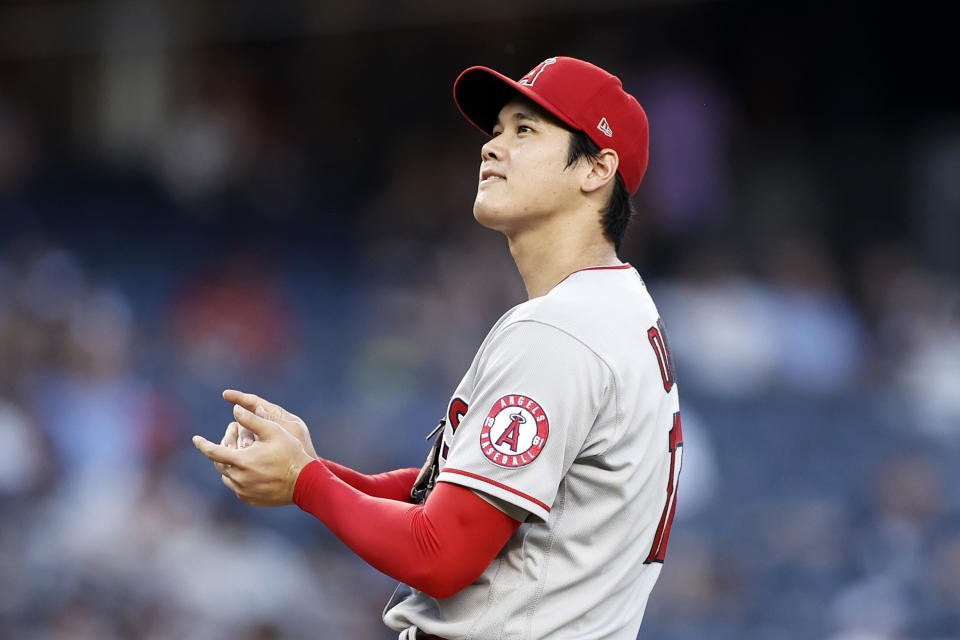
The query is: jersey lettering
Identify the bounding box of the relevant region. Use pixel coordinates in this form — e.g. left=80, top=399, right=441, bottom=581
left=647, top=319, right=676, bottom=393
left=645, top=412, right=683, bottom=564
left=443, top=398, right=469, bottom=459
left=449, top=398, right=468, bottom=432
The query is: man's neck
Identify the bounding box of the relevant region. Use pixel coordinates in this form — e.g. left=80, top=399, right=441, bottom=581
left=506, top=220, right=621, bottom=299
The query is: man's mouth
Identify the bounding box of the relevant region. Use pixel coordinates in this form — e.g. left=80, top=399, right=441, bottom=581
left=480, top=168, right=506, bottom=184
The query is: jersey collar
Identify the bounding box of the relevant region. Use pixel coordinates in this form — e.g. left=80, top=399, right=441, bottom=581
left=550, top=263, right=633, bottom=293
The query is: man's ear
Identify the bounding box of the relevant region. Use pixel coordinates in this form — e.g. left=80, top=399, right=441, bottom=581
left=581, top=149, right=619, bottom=194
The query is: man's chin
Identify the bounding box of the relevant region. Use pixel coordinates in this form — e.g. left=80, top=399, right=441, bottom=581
left=472, top=202, right=507, bottom=232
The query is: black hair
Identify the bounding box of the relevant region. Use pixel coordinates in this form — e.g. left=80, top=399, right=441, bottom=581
left=565, top=129, right=633, bottom=253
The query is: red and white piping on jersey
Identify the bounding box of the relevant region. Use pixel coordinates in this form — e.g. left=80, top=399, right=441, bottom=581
left=550, top=263, right=633, bottom=293
left=442, top=468, right=552, bottom=513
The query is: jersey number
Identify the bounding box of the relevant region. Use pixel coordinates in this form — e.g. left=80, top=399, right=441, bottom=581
left=645, top=411, right=683, bottom=564
left=648, top=320, right=675, bottom=392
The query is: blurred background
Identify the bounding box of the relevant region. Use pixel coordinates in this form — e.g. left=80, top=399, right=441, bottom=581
left=1, top=0, right=958, bottom=638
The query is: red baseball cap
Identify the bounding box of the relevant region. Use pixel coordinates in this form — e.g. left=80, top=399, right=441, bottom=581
left=453, top=56, right=649, bottom=194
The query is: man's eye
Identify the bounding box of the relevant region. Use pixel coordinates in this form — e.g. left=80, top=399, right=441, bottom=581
left=517, top=125, right=532, bottom=134
left=491, top=130, right=502, bottom=137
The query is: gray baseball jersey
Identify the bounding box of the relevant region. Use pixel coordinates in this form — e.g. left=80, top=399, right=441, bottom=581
left=384, top=264, right=682, bottom=639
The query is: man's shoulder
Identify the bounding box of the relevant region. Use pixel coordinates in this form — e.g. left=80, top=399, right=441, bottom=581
left=509, top=266, right=658, bottom=333
left=478, top=266, right=663, bottom=373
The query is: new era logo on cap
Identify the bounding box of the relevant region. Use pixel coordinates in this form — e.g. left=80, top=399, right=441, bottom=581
left=597, top=117, right=613, bottom=137
left=452, top=56, right=650, bottom=194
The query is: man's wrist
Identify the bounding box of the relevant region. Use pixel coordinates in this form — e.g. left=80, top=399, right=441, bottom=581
left=293, top=458, right=324, bottom=507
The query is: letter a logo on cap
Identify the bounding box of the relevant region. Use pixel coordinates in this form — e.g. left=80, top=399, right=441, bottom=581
left=519, top=57, right=558, bottom=87
left=597, top=117, right=613, bottom=137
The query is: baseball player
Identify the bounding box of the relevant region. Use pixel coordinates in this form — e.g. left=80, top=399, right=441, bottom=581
left=194, top=56, right=682, bottom=640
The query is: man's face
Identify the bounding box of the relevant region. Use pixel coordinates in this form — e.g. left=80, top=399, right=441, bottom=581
left=473, top=97, right=580, bottom=234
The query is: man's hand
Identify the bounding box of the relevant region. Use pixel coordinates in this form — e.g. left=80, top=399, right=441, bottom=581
left=222, top=389, right=319, bottom=459
left=193, top=404, right=314, bottom=507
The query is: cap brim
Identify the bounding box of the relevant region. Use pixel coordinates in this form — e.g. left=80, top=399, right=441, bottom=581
left=453, top=66, right=578, bottom=137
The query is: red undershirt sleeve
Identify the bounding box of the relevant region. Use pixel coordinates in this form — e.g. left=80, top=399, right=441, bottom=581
left=294, top=459, right=522, bottom=599
left=320, top=458, right=419, bottom=503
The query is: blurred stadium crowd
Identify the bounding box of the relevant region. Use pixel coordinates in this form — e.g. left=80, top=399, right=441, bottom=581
left=1, top=1, right=958, bottom=638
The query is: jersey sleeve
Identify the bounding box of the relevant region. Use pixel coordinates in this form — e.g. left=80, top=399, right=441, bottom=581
left=437, top=320, right=610, bottom=523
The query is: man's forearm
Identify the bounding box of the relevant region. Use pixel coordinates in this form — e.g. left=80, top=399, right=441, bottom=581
left=295, top=460, right=520, bottom=599
left=321, top=459, right=419, bottom=502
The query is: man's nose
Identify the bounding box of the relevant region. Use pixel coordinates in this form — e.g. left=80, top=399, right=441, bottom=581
left=481, top=137, right=501, bottom=161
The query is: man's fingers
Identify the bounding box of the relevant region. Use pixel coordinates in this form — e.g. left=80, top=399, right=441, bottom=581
left=276, top=414, right=303, bottom=428
left=223, top=389, right=284, bottom=419
left=221, top=421, right=239, bottom=449
left=223, top=389, right=261, bottom=412
left=238, top=425, right=256, bottom=448
left=222, top=389, right=300, bottom=425
left=232, top=404, right=280, bottom=439
left=221, top=472, right=242, bottom=496
left=193, top=435, right=243, bottom=466
left=221, top=472, right=262, bottom=506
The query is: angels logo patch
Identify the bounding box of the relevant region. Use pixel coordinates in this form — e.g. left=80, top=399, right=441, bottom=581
left=480, top=394, right=549, bottom=467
